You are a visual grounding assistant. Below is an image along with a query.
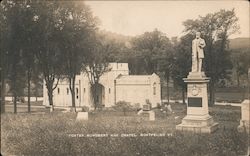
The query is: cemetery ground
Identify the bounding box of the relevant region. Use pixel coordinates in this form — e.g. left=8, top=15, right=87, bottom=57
left=1, top=103, right=249, bottom=156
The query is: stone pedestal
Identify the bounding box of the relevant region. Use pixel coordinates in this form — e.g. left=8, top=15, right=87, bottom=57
left=176, top=72, right=218, bottom=133
left=237, top=100, right=249, bottom=133
left=138, top=110, right=155, bottom=121
left=76, top=112, right=88, bottom=121
left=143, top=104, right=151, bottom=111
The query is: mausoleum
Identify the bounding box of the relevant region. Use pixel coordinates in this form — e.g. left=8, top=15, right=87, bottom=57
left=43, top=63, right=161, bottom=108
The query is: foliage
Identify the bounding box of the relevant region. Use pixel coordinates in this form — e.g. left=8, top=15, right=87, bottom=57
left=84, top=33, right=112, bottom=109
left=182, top=9, right=239, bottom=105
left=81, top=106, right=90, bottom=112
left=0, top=0, right=31, bottom=113
left=113, top=101, right=133, bottom=116
left=171, top=34, right=193, bottom=104
left=231, top=48, right=250, bottom=87
left=0, top=1, right=100, bottom=112
left=55, top=2, right=98, bottom=111
left=130, top=29, right=173, bottom=75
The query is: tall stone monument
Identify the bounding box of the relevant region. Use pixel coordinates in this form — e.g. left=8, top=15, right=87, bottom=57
left=176, top=32, right=218, bottom=133
left=237, top=69, right=250, bottom=133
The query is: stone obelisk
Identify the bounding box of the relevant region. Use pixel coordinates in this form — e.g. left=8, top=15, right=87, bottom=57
left=176, top=32, right=218, bottom=133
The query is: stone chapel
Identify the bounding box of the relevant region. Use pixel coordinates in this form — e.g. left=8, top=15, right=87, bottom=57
left=43, top=63, right=161, bottom=108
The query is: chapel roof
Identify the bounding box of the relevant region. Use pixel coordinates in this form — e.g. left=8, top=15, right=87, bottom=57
left=115, top=74, right=159, bottom=85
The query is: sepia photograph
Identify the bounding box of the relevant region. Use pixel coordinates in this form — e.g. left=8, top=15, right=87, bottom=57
left=0, top=0, right=249, bottom=155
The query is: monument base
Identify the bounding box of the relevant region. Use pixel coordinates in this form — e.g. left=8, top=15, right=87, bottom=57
left=176, top=115, right=218, bottom=133
left=187, top=71, right=206, bottom=79
left=237, top=120, right=250, bottom=133
left=237, top=100, right=249, bottom=133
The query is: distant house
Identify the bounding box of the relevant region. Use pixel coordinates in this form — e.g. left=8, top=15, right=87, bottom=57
left=43, top=63, right=161, bottom=108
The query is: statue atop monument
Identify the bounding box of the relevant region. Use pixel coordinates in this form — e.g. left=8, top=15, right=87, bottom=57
left=191, top=32, right=206, bottom=73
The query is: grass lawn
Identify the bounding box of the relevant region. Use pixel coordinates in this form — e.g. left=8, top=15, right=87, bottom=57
left=1, top=104, right=249, bottom=156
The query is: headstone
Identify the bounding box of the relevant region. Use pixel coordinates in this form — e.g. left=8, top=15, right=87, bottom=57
left=176, top=32, right=218, bottom=133
left=138, top=109, right=155, bottom=121
left=149, top=111, right=155, bottom=121
left=76, top=112, right=88, bottom=121
left=143, top=104, right=150, bottom=111
left=237, top=100, right=249, bottom=133
left=166, top=104, right=173, bottom=113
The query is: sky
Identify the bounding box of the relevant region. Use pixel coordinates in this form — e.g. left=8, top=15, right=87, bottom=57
left=85, top=1, right=249, bottom=39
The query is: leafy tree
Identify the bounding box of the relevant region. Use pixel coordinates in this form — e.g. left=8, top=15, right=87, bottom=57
left=32, top=1, right=64, bottom=112
left=0, top=1, right=9, bottom=113
left=182, top=9, right=239, bottom=106
left=131, top=29, right=174, bottom=104
left=85, top=33, right=111, bottom=109
left=231, top=48, right=250, bottom=87
left=57, top=2, right=98, bottom=112
left=155, top=42, right=174, bottom=105
left=131, top=29, right=172, bottom=75
left=1, top=0, right=28, bottom=113
left=97, top=30, right=131, bottom=63
left=172, top=34, right=193, bottom=104
left=20, top=1, right=38, bottom=112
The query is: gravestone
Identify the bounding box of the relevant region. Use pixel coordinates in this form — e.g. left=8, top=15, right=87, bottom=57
left=76, top=112, right=88, bottom=121
left=237, top=100, right=249, bottom=133
left=138, top=110, right=155, bottom=121
left=176, top=32, right=218, bottom=133
left=143, top=104, right=151, bottom=111
left=149, top=111, right=155, bottom=121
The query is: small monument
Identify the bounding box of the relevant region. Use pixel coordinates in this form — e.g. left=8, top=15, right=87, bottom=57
left=142, top=104, right=151, bottom=111
left=149, top=111, right=155, bottom=121
left=138, top=100, right=155, bottom=121
left=76, top=112, right=88, bottom=121
left=176, top=32, right=218, bottom=133
left=237, top=100, right=250, bottom=133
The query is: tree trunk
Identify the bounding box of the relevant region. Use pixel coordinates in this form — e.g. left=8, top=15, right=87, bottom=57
left=13, top=75, right=17, bottom=114
left=47, top=83, right=54, bottom=112
left=44, top=76, right=59, bottom=112
left=1, top=73, right=6, bottom=114
left=13, top=92, right=17, bottom=114
left=13, top=64, right=17, bottom=114
left=91, top=84, right=98, bottom=110
left=209, top=81, right=215, bottom=106
left=160, top=80, right=163, bottom=106
left=236, top=71, right=240, bottom=87
left=1, top=48, right=6, bottom=113
left=94, top=84, right=97, bottom=109
left=69, top=77, right=76, bottom=113
left=27, top=69, right=31, bottom=113
left=166, top=75, right=170, bottom=105
left=248, top=70, right=250, bottom=100
left=35, top=85, right=38, bottom=102
left=182, top=86, right=186, bottom=105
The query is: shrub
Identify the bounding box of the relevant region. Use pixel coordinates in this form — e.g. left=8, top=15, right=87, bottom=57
left=113, top=101, right=133, bottom=116
left=131, top=103, right=141, bottom=111
left=81, top=106, right=89, bottom=112
left=156, top=103, right=161, bottom=109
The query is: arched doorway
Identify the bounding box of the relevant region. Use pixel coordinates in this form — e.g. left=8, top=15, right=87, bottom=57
left=91, top=83, right=105, bottom=108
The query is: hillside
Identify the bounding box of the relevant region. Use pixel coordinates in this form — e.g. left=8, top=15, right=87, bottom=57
left=229, top=37, right=250, bottom=49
